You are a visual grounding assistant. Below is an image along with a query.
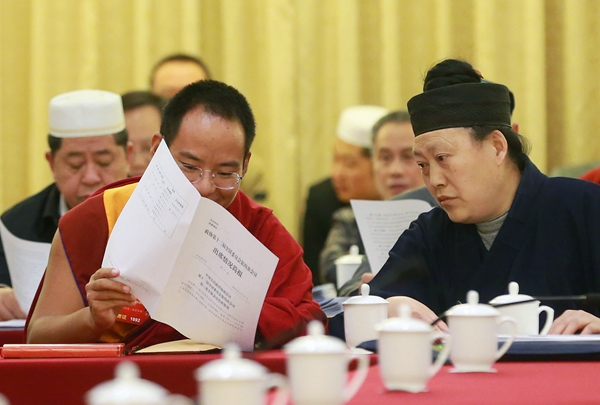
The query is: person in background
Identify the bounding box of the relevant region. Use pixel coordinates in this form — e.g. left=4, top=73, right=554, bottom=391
left=319, top=111, right=425, bottom=285
left=122, top=91, right=165, bottom=177
left=369, top=59, right=600, bottom=334
left=150, top=53, right=268, bottom=203
left=579, top=164, right=600, bottom=185
left=26, top=80, right=326, bottom=350
left=150, top=54, right=211, bottom=100
left=550, top=160, right=600, bottom=179
left=0, top=90, right=131, bottom=320
left=301, top=105, right=388, bottom=285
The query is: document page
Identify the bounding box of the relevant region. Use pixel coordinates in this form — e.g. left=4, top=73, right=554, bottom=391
left=103, top=139, right=279, bottom=351
left=351, top=199, right=432, bottom=274
left=155, top=197, right=278, bottom=351
left=0, top=221, right=51, bottom=314
left=103, top=139, right=200, bottom=313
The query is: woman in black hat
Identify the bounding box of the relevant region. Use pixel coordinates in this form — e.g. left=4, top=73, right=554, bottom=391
left=369, top=59, right=600, bottom=335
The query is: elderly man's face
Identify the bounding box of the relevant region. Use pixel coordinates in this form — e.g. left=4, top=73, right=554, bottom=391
left=331, top=138, right=379, bottom=203
left=414, top=127, right=510, bottom=223
left=151, top=107, right=248, bottom=209
left=372, top=121, right=423, bottom=200
left=46, top=135, right=130, bottom=209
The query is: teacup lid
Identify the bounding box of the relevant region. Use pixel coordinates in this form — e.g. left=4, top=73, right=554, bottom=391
left=195, top=343, right=267, bottom=381
left=489, top=282, right=534, bottom=304
left=284, top=321, right=347, bottom=354
left=86, top=361, right=169, bottom=405
left=334, top=245, right=363, bottom=265
left=378, top=304, right=431, bottom=333
left=445, top=290, right=499, bottom=317
left=343, top=284, right=388, bottom=306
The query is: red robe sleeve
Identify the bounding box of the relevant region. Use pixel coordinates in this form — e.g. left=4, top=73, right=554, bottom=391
left=228, top=192, right=327, bottom=348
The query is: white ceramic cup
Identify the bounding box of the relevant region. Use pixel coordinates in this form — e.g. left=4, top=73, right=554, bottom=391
left=446, top=291, right=517, bottom=373
left=335, top=245, right=363, bottom=290
left=86, top=362, right=170, bottom=405
left=196, top=343, right=289, bottom=405
left=490, top=282, right=554, bottom=335
left=284, top=321, right=369, bottom=405
left=377, top=305, right=451, bottom=393
left=342, top=284, right=388, bottom=348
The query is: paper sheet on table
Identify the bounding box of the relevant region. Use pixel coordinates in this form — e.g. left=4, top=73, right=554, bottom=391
left=0, top=221, right=51, bottom=314
left=0, top=319, right=26, bottom=328
left=103, top=139, right=278, bottom=351
left=351, top=199, right=432, bottom=275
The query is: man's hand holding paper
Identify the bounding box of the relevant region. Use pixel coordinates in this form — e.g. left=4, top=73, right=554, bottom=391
left=85, top=268, right=136, bottom=332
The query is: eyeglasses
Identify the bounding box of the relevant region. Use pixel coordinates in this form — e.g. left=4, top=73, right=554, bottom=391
left=177, top=161, right=243, bottom=190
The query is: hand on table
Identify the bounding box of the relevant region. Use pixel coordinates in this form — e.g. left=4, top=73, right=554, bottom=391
left=85, top=268, right=136, bottom=332
left=360, top=272, right=374, bottom=287
left=386, top=296, right=448, bottom=332
left=0, top=287, right=26, bottom=320
left=547, top=309, right=600, bottom=335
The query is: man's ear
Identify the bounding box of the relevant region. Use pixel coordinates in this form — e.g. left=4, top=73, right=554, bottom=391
left=511, top=122, right=519, bottom=133
left=45, top=151, right=55, bottom=171
left=489, top=130, right=509, bottom=165
left=243, top=151, right=252, bottom=177
left=150, top=133, right=164, bottom=157
left=126, top=140, right=133, bottom=164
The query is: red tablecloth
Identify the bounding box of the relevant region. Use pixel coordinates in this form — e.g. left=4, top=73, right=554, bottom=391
left=0, top=350, right=375, bottom=405
left=0, top=329, right=24, bottom=346
left=350, top=361, right=600, bottom=405
left=0, top=351, right=598, bottom=405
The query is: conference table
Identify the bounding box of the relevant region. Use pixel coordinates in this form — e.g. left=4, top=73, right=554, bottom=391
left=0, top=347, right=598, bottom=405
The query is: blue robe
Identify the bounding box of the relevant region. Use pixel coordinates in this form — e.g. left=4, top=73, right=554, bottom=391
left=368, top=157, right=600, bottom=318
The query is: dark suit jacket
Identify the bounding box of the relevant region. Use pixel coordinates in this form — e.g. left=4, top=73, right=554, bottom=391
left=301, top=177, right=348, bottom=285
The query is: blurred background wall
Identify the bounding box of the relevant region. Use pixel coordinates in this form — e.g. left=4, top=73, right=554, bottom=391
left=0, top=0, right=598, bottom=239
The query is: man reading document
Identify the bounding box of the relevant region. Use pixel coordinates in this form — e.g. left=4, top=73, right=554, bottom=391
left=27, top=80, right=326, bottom=350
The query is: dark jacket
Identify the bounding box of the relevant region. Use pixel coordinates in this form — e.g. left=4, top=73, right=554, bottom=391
left=0, top=183, right=60, bottom=286
left=369, top=158, right=600, bottom=318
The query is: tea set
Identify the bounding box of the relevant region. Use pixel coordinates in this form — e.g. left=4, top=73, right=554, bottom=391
left=86, top=281, right=553, bottom=404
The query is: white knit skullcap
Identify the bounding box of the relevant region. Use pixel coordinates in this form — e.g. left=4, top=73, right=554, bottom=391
left=336, top=105, right=389, bottom=148
left=49, top=90, right=125, bottom=138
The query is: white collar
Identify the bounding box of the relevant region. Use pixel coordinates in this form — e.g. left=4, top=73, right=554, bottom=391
left=58, top=194, right=69, bottom=217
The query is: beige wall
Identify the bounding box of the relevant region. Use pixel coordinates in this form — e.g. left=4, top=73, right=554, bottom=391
left=0, top=0, right=598, bottom=239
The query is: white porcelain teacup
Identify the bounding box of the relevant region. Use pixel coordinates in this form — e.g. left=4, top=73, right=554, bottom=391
left=490, top=282, right=554, bottom=335
left=195, top=343, right=289, bottom=405
left=342, top=283, right=388, bottom=348
left=377, top=304, right=451, bottom=393
left=86, top=362, right=172, bottom=405
left=284, top=321, right=369, bottom=405
left=446, top=290, right=517, bottom=373
left=335, top=245, right=363, bottom=290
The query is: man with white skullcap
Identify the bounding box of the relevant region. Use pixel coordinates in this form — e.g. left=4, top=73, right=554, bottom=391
left=301, top=105, right=388, bottom=285
left=0, top=90, right=130, bottom=320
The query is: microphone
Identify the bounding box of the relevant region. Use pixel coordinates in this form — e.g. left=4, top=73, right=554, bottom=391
left=491, top=293, right=600, bottom=308
left=430, top=293, right=600, bottom=326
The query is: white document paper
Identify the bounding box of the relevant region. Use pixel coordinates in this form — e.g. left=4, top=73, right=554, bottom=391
left=351, top=199, right=432, bottom=275
left=0, top=221, right=51, bottom=314
left=0, top=319, right=26, bottom=329
left=103, top=139, right=279, bottom=351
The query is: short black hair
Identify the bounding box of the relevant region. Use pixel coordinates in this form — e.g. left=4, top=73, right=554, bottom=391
left=47, top=129, right=129, bottom=156
left=160, top=80, right=256, bottom=157
left=149, top=53, right=212, bottom=88
left=372, top=110, right=411, bottom=145
left=121, top=91, right=165, bottom=114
